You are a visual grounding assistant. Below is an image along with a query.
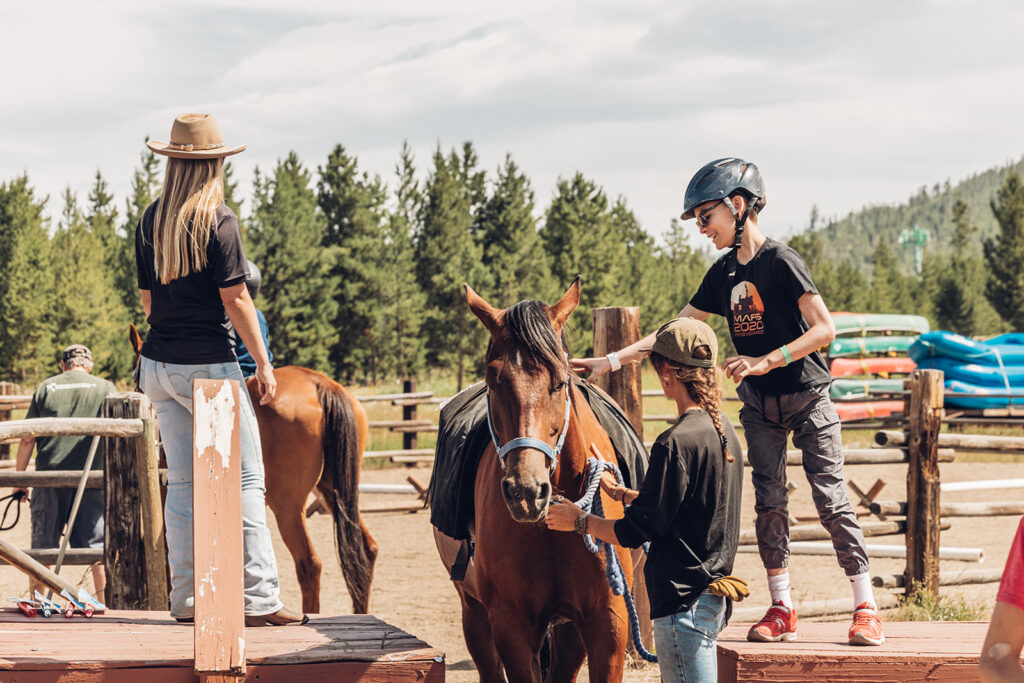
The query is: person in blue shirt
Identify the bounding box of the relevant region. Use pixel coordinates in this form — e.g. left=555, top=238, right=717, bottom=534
left=234, top=259, right=272, bottom=378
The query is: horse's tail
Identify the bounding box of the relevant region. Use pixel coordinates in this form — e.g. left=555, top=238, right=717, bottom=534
left=317, top=380, right=377, bottom=613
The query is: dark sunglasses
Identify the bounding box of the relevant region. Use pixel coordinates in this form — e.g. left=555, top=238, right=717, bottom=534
left=695, top=200, right=725, bottom=228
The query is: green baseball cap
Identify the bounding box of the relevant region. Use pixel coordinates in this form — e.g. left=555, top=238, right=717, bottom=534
left=648, top=318, right=718, bottom=368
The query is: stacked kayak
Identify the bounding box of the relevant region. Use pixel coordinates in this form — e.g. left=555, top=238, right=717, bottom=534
left=828, top=313, right=926, bottom=421
left=909, top=332, right=1024, bottom=409
left=832, top=313, right=930, bottom=336
left=829, top=336, right=917, bottom=358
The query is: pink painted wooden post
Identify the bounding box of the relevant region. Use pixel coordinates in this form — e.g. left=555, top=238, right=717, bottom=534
left=192, top=379, right=245, bottom=681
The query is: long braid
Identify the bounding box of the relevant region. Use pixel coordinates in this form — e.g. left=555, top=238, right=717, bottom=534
left=651, top=348, right=733, bottom=463
left=680, top=371, right=734, bottom=462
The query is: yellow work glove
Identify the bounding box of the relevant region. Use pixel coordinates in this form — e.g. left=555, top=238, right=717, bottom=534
left=707, top=575, right=750, bottom=602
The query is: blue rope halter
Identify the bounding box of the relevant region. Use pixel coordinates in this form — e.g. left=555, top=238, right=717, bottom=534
left=575, top=457, right=657, bottom=663
left=486, top=384, right=571, bottom=471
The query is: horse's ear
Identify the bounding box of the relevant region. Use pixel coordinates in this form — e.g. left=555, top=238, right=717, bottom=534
left=547, top=276, right=581, bottom=330
left=129, top=324, right=143, bottom=356
left=464, top=283, right=502, bottom=336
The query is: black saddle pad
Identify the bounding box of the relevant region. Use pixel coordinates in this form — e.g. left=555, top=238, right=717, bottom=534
left=428, top=379, right=650, bottom=541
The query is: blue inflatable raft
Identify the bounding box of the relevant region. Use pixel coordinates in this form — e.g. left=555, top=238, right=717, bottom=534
left=908, top=331, right=1024, bottom=408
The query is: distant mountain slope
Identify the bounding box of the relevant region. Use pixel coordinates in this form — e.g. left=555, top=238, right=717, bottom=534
left=808, top=156, right=1024, bottom=272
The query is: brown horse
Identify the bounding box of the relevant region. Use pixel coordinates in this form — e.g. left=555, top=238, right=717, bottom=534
left=129, top=325, right=377, bottom=614
left=435, top=279, right=632, bottom=682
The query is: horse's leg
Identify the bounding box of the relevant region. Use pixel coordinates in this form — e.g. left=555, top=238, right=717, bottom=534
left=457, top=589, right=506, bottom=683
left=546, top=621, right=586, bottom=683
left=489, top=606, right=549, bottom=683
left=577, top=606, right=628, bottom=683
left=270, top=502, right=322, bottom=614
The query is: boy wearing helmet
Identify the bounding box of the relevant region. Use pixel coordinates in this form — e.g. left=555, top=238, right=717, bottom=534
left=574, top=158, right=884, bottom=647
left=232, top=260, right=273, bottom=378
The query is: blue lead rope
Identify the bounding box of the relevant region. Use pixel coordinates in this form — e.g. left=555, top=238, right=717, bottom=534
left=574, top=457, right=657, bottom=663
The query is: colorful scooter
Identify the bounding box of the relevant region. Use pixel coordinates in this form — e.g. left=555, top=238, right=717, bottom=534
left=8, top=597, right=38, bottom=617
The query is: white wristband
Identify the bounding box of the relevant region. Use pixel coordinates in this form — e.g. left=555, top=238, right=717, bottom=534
left=606, top=352, right=622, bottom=372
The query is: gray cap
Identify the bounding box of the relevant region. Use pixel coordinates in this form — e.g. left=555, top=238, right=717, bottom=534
left=61, top=344, right=92, bottom=363
left=648, top=318, right=718, bottom=368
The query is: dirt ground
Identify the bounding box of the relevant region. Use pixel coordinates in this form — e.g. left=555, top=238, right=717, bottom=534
left=0, top=460, right=1018, bottom=682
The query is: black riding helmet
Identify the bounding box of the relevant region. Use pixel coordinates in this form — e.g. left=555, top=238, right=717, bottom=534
left=681, top=158, right=766, bottom=248
left=245, top=259, right=262, bottom=300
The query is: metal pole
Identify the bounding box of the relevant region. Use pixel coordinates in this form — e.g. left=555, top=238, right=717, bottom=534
left=46, top=435, right=100, bottom=600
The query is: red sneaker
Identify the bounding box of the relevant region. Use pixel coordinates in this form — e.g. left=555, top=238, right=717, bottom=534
left=747, top=601, right=798, bottom=642
left=848, top=602, right=884, bottom=646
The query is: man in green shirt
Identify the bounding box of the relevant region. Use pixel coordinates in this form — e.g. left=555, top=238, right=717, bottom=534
left=15, top=345, right=116, bottom=596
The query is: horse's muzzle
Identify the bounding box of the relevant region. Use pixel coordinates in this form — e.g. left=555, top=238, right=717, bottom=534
left=501, top=476, right=551, bottom=522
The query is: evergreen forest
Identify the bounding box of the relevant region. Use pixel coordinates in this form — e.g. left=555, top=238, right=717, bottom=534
left=2, top=143, right=1023, bottom=387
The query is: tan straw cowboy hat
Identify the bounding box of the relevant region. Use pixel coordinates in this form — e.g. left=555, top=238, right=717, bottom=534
left=147, top=113, right=246, bottom=159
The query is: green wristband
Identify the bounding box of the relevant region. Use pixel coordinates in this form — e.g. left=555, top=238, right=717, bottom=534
left=779, top=344, right=793, bottom=366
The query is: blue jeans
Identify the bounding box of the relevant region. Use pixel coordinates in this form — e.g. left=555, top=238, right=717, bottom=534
left=652, top=592, right=727, bottom=683
left=140, top=357, right=282, bottom=618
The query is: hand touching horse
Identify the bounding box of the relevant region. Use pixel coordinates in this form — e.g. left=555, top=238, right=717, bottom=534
left=434, top=279, right=631, bottom=682
left=129, top=325, right=377, bottom=614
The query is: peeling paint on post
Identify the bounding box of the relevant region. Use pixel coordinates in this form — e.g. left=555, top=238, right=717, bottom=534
left=192, top=379, right=245, bottom=680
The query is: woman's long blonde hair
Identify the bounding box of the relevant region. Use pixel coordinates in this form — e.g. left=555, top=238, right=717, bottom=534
left=650, top=347, right=734, bottom=462
left=153, top=157, right=225, bottom=284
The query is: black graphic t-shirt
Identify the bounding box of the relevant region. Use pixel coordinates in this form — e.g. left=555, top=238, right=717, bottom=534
left=689, top=238, right=831, bottom=395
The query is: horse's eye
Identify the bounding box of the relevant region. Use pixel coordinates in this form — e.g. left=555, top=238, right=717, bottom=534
left=551, top=380, right=566, bottom=394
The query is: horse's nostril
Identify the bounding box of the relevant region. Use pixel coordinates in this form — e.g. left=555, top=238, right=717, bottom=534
left=502, top=479, right=514, bottom=502
left=538, top=483, right=550, bottom=501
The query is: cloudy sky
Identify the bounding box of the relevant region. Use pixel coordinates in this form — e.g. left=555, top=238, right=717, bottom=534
left=3, top=0, right=1024, bottom=245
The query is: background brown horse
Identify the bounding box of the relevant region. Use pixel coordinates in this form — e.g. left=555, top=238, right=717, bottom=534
left=435, top=279, right=632, bottom=682
left=129, top=325, right=377, bottom=614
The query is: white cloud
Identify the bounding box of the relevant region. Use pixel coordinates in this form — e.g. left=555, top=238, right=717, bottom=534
left=2, top=0, right=1024, bottom=246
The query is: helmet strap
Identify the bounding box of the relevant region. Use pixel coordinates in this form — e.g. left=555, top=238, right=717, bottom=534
left=724, top=195, right=752, bottom=249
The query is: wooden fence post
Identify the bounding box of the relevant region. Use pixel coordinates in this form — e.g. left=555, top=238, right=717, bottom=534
left=592, top=306, right=653, bottom=654
left=0, top=382, right=19, bottom=460
left=193, top=379, right=245, bottom=681
left=402, top=379, right=417, bottom=452
left=104, top=392, right=167, bottom=609
left=904, top=369, right=943, bottom=597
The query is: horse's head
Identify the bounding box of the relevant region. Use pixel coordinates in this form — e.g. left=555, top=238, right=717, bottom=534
left=129, top=324, right=144, bottom=392
left=465, top=277, right=580, bottom=523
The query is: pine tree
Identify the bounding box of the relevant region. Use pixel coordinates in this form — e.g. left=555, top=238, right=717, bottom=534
left=375, top=142, right=427, bottom=381
left=88, top=173, right=133, bottom=379
left=540, top=173, right=624, bottom=355
left=476, top=154, right=549, bottom=306
left=0, top=176, right=54, bottom=382
left=931, top=199, right=1000, bottom=335
left=415, top=143, right=492, bottom=389
left=869, top=236, right=916, bottom=314
left=247, top=153, right=339, bottom=373
left=317, top=144, right=389, bottom=383
left=121, top=143, right=162, bottom=329
left=223, top=161, right=242, bottom=218
left=984, top=172, right=1024, bottom=330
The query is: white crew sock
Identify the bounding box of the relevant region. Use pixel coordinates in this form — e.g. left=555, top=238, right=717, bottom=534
left=849, top=572, right=876, bottom=610
left=767, top=572, right=792, bottom=608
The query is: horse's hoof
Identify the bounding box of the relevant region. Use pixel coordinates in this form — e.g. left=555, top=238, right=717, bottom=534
left=244, top=606, right=309, bottom=627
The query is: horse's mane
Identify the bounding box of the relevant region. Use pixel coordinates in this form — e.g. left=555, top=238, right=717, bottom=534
left=501, top=299, right=572, bottom=377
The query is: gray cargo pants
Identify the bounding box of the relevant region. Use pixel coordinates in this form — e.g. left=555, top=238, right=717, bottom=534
left=737, top=381, right=870, bottom=576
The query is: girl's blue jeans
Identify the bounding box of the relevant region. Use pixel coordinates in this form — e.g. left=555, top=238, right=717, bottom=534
left=140, top=357, right=283, bottom=618
left=652, top=591, right=728, bottom=683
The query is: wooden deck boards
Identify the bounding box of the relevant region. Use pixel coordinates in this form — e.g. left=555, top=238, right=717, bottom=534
left=718, top=621, right=989, bottom=682
left=0, top=610, right=444, bottom=681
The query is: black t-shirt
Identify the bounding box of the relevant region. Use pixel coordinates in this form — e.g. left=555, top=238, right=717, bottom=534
left=614, top=410, right=743, bottom=619
left=135, top=201, right=249, bottom=364
left=689, top=238, right=831, bottom=395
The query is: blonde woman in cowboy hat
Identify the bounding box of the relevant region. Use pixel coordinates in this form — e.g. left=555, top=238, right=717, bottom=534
left=135, top=113, right=304, bottom=626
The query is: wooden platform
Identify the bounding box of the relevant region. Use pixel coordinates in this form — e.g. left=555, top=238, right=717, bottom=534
left=718, top=621, right=989, bottom=682
left=0, top=610, right=444, bottom=681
